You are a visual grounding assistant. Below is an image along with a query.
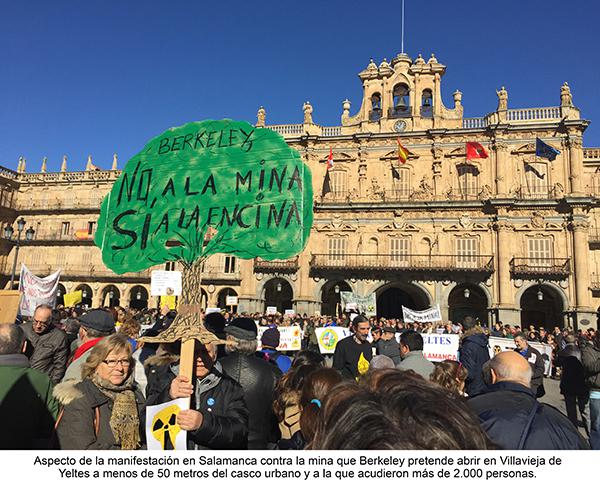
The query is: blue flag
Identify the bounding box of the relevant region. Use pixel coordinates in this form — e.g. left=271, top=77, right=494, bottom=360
left=535, top=138, right=561, bottom=161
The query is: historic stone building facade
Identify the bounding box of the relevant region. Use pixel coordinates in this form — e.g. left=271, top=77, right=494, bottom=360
left=2, top=51, right=600, bottom=330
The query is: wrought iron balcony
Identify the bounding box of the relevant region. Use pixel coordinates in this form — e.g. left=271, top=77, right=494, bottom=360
left=310, top=254, right=494, bottom=277
left=19, top=263, right=152, bottom=280
left=254, top=257, right=299, bottom=274
left=515, top=185, right=562, bottom=200
left=509, top=257, right=570, bottom=278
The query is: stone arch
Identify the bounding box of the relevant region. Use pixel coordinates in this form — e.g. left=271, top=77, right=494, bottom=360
left=516, top=282, right=568, bottom=330
left=74, top=283, right=93, bottom=307
left=262, top=278, right=293, bottom=313
left=100, top=284, right=121, bottom=308
left=447, top=282, right=490, bottom=326
left=129, top=285, right=149, bottom=310
left=370, top=281, right=432, bottom=319
left=320, top=279, right=353, bottom=317
left=216, top=287, right=238, bottom=312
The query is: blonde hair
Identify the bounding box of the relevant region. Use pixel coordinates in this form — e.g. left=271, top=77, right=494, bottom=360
left=81, top=333, right=133, bottom=380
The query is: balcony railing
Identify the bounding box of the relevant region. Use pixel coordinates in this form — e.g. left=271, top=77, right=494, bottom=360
left=28, top=232, right=95, bottom=244
left=310, top=254, right=494, bottom=275
left=507, top=107, right=561, bottom=121
left=584, top=148, right=600, bottom=161
left=515, top=185, right=561, bottom=200
left=509, top=257, right=570, bottom=278
left=18, top=197, right=104, bottom=211
left=591, top=274, right=600, bottom=291
left=19, top=264, right=152, bottom=280
left=254, top=257, right=299, bottom=274
left=420, top=106, right=433, bottom=118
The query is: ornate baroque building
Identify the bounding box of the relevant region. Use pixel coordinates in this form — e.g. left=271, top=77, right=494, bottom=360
left=2, top=52, right=600, bottom=330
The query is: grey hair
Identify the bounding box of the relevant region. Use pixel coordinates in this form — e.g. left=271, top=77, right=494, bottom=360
left=0, top=324, right=26, bottom=355
left=489, top=354, right=532, bottom=386
left=34, top=304, right=53, bottom=314
left=225, top=335, right=257, bottom=355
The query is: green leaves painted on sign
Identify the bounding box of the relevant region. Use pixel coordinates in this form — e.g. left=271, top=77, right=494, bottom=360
left=95, top=120, right=313, bottom=274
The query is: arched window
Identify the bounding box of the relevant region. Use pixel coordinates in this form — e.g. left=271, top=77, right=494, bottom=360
left=421, top=89, right=433, bottom=117
left=369, top=93, right=382, bottom=121
left=391, top=84, right=410, bottom=117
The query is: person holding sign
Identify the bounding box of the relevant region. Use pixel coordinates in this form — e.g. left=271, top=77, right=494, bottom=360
left=332, top=315, right=372, bottom=380
left=146, top=340, right=248, bottom=450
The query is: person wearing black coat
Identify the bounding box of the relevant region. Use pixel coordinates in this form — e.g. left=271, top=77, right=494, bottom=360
left=146, top=341, right=248, bottom=450
left=469, top=351, right=588, bottom=450
left=514, top=333, right=545, bottom=397
left=139, top=306, right=176, bottom=365
left=556, top=335, right=589, bottom=434
left=219, top=318, right=282, bottom=449
left=459, top=328, right=490, bottom=397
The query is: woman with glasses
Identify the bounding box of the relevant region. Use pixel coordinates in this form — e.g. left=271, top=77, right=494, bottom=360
left=54, top=334, right=145, bottom=449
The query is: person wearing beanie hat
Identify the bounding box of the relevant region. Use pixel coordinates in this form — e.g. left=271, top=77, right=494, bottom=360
left=220, top=317, right=282, bottom=449
left=258, top=327, right=292, bottom=374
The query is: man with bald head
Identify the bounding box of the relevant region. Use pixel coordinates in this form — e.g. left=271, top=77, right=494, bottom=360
left=469, top=352, right=588, bottom=449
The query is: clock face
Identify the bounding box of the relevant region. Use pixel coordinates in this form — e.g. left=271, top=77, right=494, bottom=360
left=394, top=120, right=407, bottom=133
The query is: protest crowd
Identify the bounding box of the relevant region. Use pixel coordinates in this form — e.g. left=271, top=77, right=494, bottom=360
left=1, top=301, right=599, bottom=451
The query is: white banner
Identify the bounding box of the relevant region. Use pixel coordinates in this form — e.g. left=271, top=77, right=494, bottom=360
left=488, top=337, right=554, bottom=376
left=315, top=326, right=352, bottom=354
left=150, top=270, right=182, bottom=296
left=225, top=295, right=238, bottom=306
left=421, top=333, right=460, bottom=362
left=340, top=292, right=376, bottom=317
left=257, top=325, right=303, bottom=351
left=18, top=264, right=61, bottom=317
left=402, top=305, right=442, bottom=323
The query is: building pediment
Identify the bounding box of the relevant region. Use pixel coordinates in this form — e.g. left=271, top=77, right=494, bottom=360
left=511, top=143, right=536, bottom=154
left=319, top=151, right=356, bottom=163
left=380, top=149, right=418, bottom=160
left=446, top=147, right=466, bottom=158
left=377, top=222, right=420, bottom=232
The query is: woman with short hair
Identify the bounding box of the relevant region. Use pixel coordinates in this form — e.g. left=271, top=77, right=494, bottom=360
left=54, top=334, right=145, bottom=450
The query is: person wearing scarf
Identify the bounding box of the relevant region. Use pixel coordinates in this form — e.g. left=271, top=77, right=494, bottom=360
left=54, top=334, right=145, bottom=450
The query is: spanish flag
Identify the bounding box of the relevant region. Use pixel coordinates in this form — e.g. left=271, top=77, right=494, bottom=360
left=397, top=139, right=409, bottom=164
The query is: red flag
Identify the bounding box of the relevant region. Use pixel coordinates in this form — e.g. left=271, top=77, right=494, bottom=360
left=327, top=148, right=334, bottom=170
left=466, top=142, right=489, bottom=160
left=397, top=139, right=409, bottom=164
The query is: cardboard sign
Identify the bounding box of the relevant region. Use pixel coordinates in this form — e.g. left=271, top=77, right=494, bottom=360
left=95, top=120, right=314, bottom=274
left=266, top=306, right=277, bottom=315
left=19, top=264, right=61, bottom=317
left=146, top=398, right=188, bottom=450
left=63, top=290, right=82, bottom=307
left=0, top=290, right=20, bottom=324
left=421, top=334, right=460, bottom=362
left=151, top=271, right=182, bottom=296
left=284, top=309, right=295, bottom=317
left=205, top=307, right=221, bottom=315
left=225, top=295, right=238, bottom=306
left=257, top=325, right=302, bottom=351
left=161, top=295, right=177, bottom=310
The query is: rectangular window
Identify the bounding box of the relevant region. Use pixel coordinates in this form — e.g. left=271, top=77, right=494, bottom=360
left=165, top=261, right=176, bottom=271
left=327, top=237, right=347, bottom=266
left=392, top=168, right=411, bottom=199
left=61, top=222, right=71, bottom=236
left=456, top=237, right=479, bottom=268
left=527, top=237, right=553, bottom=266
left=87, top=221, right=96, bottom=235
left=224, top=256, right=237, bottom=273
left=524, top=162, right=549, bottom=198
left=331, top=171, right=347, bottom=198
left=390, top=237, right=410, bottom=266
left=457, top=165, right=479, bottom=198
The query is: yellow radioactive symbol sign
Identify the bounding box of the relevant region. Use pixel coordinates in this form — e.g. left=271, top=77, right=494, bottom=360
left=152, top=404, right=181, bottom=450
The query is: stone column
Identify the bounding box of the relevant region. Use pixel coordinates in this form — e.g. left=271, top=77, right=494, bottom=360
left=568, top=136, right=584, bottom=195
left=492, top=141, right=508, bottom=196
left=237, top=258, right=256, bottom=314
left=570, top=219, right=596, bottom=330
left=494, top=220, right=520, bottom=326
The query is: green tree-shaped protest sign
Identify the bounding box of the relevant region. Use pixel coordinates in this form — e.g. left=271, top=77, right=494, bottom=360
left=95, top=119, right=313, bottom=329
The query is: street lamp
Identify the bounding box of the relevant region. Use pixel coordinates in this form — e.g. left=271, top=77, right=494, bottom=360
left=537, top=288, right=544, bottom=301
left=334, top=284, right=340, bottom=294
left=276, top=282, right=282, bottom=292
left=464, top=288, right=470, bottom=298
left=2, top=217, right=35, bottom=289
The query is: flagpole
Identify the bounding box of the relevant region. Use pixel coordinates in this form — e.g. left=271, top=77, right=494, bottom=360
left=401, top=0, right=405, bottom=53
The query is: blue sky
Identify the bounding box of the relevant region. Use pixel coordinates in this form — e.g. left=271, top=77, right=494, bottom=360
left=1, top=0, right=599, bottom=173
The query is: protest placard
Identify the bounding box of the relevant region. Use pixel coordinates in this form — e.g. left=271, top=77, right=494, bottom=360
left=340, top=292, right=376, bottom=317
left=225, top=295, right=238, bottom=306
left=315, top=326, right=353, bottom=354
left=257, top=325, right=302, bottom=351
left=151, top=270, right=182, bottom=296
left=63, top=290, right=82, bottom=307
left=402, top=305, right=442, bottom=323
left=146, top=398, right=188, bottom=450
left=18, top=264, right=61, bottom=317
left=0, top=290, right=20, bottom=324
left=266, top=306, right=277, bottom=315
left=488, top=336, right=554, bottom=375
